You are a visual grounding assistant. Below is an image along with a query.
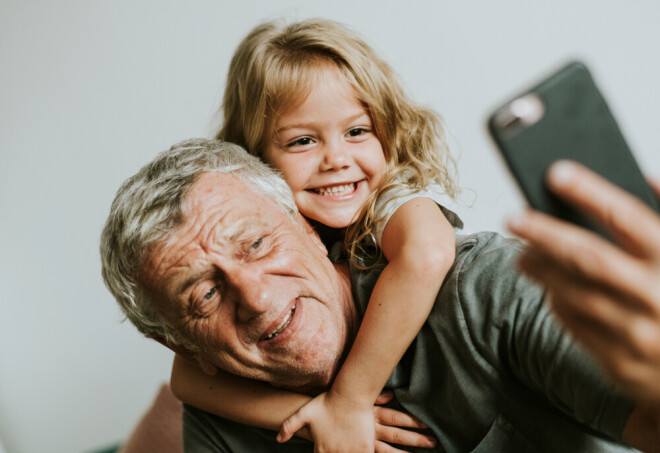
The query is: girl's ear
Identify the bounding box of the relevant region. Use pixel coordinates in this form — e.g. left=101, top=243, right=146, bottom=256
left=298, top=213, right=328, bottom=255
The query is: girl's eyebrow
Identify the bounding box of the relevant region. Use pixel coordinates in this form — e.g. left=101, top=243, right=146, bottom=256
left=275, top=122, right=313, bottom=135
left=275, top=111, right=370, bottom=135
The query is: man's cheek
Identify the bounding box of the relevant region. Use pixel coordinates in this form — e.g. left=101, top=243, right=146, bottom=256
left=295, top=321, right=342, bottom=365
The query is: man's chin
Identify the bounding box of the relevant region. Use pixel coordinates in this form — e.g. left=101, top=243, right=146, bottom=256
left=271, top=378, right=331, bottom=396
left=269, top=366, right=337, bottom=395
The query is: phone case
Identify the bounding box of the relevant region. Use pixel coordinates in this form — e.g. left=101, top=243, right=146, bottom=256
left=488, top=61, right=659, bottom=236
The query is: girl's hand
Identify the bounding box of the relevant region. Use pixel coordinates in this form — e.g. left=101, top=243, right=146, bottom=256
left=278, top=390, right=436, bottom=452
left=278, top=388, right=375, bottom=452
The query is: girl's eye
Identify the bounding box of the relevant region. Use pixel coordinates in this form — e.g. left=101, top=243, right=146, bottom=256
left=287, top=137, right=313, bottom=147
left=348, top=128, right=367, bottom=137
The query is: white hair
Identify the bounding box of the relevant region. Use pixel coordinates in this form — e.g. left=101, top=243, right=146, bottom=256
left=100, top=139, right=297, bottom=348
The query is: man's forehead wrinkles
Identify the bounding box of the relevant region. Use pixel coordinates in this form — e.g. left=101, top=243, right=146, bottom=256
left=201, top=207, right=252, bottom=251
left=148, top=232, right=194, bottom=282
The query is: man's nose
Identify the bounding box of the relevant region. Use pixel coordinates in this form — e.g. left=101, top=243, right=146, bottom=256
left=319, top=139, right=350, bottom=171
left=228, top=268, right=272, bottom=322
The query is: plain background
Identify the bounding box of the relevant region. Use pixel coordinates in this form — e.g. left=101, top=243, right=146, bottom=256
left=1, top=1, right=659, bottom=452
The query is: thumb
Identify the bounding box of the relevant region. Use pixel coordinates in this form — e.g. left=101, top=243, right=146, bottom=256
left=277, top=411, right=306, bottom=443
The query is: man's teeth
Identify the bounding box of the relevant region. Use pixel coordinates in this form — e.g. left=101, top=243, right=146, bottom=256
left=314, top=183, right=355, bottom=196
left=264, top=305, right=296, bottom=341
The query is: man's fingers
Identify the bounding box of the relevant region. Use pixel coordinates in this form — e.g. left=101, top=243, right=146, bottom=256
left=277, top=412, right=305, bottom=443
left=519, top=246, right=645, bottom=328
left=375, top=439, right=433, bottom=453
left=520, top=247, right=660, bottom=362
left=375, top=391, right=394, bottom=405
left=374, top=406, right=427, bottom=429
left=544, top=161, right=660, bottom=255
left=648, top=177, right=660, bottom=199
left=375, top=426, right=436, bottom=450
left=509, top=210, right=647, bottom=301
left=375, top=440, right=408, bottom=453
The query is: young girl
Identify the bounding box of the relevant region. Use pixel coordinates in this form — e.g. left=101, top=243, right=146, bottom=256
left=171, top=18, right=462, bottom=451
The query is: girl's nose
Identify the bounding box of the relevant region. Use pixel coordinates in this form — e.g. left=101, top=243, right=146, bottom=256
left=319, top=141, right=350, bottom=171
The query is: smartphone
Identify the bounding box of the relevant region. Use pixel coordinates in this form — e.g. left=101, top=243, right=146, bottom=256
left=488, top=61, right=660, bottom=237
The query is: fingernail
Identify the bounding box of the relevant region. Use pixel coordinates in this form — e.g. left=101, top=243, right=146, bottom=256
left=548, top=160, right=577, bottom=188
left=427, top=437, right=437, bottom=447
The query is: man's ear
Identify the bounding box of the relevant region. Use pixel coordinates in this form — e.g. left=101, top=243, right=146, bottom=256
left=151, top=335, right=219, bottom=377
left=298, top=213, right=327, bottom=255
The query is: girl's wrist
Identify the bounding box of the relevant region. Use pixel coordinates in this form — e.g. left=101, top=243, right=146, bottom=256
left=329, top=380, right=377, bottom=407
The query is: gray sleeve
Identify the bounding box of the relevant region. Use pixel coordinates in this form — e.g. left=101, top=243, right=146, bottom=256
left=183, top=404, right=234, bottom=452
left=455, top=233, right=634, bottom=441
left=505, top=288, right=633, bottom=440
left=183, top=404, right=314, bottom=453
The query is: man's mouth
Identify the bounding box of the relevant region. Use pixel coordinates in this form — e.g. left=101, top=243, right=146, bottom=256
left=313, top=183, right=357, bottom=197
left=262, top=304, right=296, bottom=341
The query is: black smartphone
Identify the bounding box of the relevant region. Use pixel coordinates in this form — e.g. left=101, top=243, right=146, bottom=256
left=488, top=61, right=660, bottom=236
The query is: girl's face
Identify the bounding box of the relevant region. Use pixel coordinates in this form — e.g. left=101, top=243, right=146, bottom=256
left=263, top=65, right=387, bottom=229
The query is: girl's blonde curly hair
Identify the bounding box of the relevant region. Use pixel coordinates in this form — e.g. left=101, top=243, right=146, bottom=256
left=217, top=18, right=458, bottom=262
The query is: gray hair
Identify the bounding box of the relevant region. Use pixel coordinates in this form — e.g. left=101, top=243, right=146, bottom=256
left=100, top=138, right=297, bottom=348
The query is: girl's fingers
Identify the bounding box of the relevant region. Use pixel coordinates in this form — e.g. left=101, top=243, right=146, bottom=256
left=375, top=426, right=437, bottom=450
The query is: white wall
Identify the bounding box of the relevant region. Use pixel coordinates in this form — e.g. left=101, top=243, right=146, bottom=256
left=1, top=1, right=659, bottom=452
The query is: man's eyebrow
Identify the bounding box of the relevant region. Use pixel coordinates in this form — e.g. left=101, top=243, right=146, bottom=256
left=173, top=225, right=253, bottom=297
left=227, top=224, right=248, bottom=242
left=175, top=272, right=204, bottom=299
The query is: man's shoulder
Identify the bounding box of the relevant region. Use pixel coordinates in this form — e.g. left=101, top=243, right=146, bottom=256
left=448, top=232, right=542, bottom=318
left=455, top=231, right=523, bottom=264
left=349, top=231, right=531, bottom=315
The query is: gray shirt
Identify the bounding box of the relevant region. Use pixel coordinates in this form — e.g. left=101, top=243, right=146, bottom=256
left=183, top=232, right=636, bottom=452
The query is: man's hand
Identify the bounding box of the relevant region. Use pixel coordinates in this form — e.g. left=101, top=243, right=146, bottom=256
left=277, top=390, right=436, bottom=452
left=507, top=160, right=660, bottom=403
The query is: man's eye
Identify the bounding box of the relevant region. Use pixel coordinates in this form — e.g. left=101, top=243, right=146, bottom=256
left=203, top=286, right=218, bottom=301
left=250, top=237, right=263, bottom=250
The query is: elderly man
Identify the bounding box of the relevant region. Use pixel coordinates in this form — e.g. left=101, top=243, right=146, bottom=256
left=101, top=139, right=658, bottom=452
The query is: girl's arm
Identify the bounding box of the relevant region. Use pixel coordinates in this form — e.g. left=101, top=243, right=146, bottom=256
left=279, top=197, right=454, bottom=450
left=171, top=354, right=312, bottom=435
left=171, top=354, right=437, bottom=450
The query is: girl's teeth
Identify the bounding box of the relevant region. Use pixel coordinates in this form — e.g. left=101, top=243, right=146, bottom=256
left=315, top=183, right=355, bottom=196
